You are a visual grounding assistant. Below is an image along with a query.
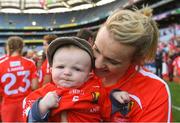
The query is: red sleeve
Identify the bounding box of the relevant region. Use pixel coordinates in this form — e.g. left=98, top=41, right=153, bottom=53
left=22, top=89, right=42, bottom=121
left=22, top=83, right=55, bottom=121
left=41, top=60, right=51, bottom=75
left=29, top=62, right=38, bottom=79
left=137, top=84, right=172, bottom=122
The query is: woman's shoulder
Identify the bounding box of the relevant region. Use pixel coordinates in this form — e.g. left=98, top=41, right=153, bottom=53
left=134, top=67, right=169, bottom=97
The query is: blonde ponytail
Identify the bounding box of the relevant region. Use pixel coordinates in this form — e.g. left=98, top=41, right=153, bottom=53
left=104, top=6, right=159, bottom=65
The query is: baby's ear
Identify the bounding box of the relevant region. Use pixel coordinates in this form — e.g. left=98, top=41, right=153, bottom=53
left=50, top=67, right=52, bottom=73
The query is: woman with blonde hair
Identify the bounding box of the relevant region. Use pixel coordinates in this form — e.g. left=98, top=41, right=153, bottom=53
left=93, top=7, right=173, bottom=122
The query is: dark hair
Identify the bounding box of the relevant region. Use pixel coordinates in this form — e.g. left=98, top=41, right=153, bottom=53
left=76, top=28, right=94, bottom=41
left=43, top=34, right=58, bottom=44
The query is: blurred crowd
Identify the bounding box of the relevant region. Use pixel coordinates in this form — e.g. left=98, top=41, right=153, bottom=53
left=145, top=36, right=180, bottom=83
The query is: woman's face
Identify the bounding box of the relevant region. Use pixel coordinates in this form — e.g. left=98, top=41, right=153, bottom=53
left=93, top=26, right=136, bottom=83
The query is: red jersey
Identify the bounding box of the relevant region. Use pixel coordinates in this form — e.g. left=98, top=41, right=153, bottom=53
left=101, top=65, right=172, bottom=122
left=23, top=75, right=108, bottom=122
left=0, top=54, right=7, bottom=122
left=38, top=59, right=51, bottom=87
left=0, top=55, right=38, bottom=122
left=0, top=55, right=38, bottom=104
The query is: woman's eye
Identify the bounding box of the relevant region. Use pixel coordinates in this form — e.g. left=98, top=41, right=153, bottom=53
left=107, top=59, right=121, bottom=65
left=110, top=61, right=120, bottom=65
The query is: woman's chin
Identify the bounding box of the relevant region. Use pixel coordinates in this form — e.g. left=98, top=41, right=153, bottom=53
left=95, top=70, right=109, bottom=78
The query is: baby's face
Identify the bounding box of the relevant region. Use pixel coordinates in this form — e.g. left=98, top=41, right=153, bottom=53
left=51, top=46, right=92, bottom=88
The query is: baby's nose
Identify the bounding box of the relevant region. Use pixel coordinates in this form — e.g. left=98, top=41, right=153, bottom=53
left=63, top=68, right=72, bottom=76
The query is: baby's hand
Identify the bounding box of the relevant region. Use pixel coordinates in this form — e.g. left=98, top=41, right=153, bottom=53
left=110, top=90, right=131, bottom=115
left=39, top=91, right=60, bottom=115
left=112, top=91, right=130, bottom=104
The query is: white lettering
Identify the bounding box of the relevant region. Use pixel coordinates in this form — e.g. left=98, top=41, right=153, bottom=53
left=72, top=96, right=79, bottom=102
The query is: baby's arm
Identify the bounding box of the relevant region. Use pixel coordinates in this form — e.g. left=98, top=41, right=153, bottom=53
left=28, top=91, right=60, bottom=122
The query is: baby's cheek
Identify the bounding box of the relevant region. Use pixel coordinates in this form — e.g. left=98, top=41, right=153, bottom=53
left=52, top=73, right=59, bottom=82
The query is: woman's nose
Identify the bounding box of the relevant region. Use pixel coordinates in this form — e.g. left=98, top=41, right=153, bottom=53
left=95, top=55, right=106, bottom=69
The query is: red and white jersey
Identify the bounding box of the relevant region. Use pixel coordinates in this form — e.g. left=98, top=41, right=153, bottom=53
left=173, top=56, right=180, bottom=76
left=0, top=55, right=38, bottom=104
left=0, top=54, right=8, bottom=61
left=23, top=75, right=108, bottom=122
left=101, top=65, right=172, bottom=122
left=0, top=54, right=7, bottom=121
left=38, top=59, right=51, bottom=87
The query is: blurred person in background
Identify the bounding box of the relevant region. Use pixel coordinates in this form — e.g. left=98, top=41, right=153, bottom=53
left=167, top=45, right=176, bottom=81
left=0, top=43, right=9, bottom=122
left=172, top=43, right=180, bottom=83
left=155, top=46, right=163, bottom=78
left=24, top=49, right=39, bottom=67
left=39, top=34, right=58, bottom=87
left=0, top=36, right=38, bottom=122
left=0, top=44, right=9, bottom=60
left=167, top=37, right=180, bottom=81
left=76, top=28, right=95, bottom=46
left=26, top=49, right=34, bottom=59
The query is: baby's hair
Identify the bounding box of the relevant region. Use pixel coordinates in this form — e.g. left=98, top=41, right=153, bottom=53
left=104, top=6, right=159, bottom=65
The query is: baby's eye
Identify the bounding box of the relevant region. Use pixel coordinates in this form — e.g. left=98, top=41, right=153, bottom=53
left=73, top=67, right=81, bottom=71
left=57, top=65, right=64, bottom=69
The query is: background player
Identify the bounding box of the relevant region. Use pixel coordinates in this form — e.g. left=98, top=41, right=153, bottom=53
left=38, top=34, right=58, bottom=87
left=0, top=36, right=38, bottom=122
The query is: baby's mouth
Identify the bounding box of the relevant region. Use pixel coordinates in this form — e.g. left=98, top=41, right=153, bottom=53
left=61, top=78, right=72, bottom=82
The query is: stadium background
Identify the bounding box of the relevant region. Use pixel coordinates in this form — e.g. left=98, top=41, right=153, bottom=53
left=0, top=0, right=179, bottom=121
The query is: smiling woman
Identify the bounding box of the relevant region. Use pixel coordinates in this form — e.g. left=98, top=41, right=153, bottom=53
left=93, top=6, right=173, bottom=122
